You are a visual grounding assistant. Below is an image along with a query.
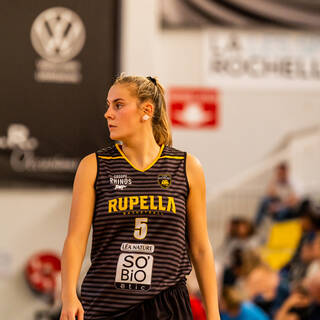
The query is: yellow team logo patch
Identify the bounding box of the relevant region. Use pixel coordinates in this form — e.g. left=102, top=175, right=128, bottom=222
left=158, top=174, right=172, bottom=189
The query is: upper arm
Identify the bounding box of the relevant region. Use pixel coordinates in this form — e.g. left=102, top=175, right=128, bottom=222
left=66, top=153, right=97, bottom=244
left=186, top=153, right=210, bottom=255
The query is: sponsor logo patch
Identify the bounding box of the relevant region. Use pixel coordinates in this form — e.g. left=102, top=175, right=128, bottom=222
left=115, top=252, right=153, bottom=291
left=110, top=174, right=132, bottom=190
left=157, top=174, right=171, bottom=189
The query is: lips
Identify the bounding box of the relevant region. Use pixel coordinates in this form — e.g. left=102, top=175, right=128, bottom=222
left=108, top=124, right=116, bottom=129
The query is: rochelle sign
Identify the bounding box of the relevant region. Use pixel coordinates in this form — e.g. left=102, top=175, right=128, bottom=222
left=204, top=29, right=320, bottom=88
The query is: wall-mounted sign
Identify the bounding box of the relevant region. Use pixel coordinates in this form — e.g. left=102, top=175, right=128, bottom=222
left=204, top=29, right=320, bottom=88
left=0, top=1, right=119, bottom=186
left=168, top=88, right=219, bottom=129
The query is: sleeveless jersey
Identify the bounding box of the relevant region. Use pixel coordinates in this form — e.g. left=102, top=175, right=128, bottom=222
left=80, top=143, right=192, bottom=319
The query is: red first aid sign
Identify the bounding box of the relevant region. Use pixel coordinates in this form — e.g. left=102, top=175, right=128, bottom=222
left=168, top=88, right=219, bottom=128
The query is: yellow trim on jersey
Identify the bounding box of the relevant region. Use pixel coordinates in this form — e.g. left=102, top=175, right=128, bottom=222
left=98, top=147, right=184, bottom=167
left=98, top=156, right=123, bottom=159
left=99, top=155, right=183, bottom=160
left=115, top=143, right=165, bottom=172
left=159, top=155, right=184, bottom=160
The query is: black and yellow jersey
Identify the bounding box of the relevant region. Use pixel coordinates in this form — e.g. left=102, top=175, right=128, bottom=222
left=80, top=143, right=192, bottom=319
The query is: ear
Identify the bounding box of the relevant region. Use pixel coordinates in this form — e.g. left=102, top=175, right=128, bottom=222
left=141, top=102, right=154, bottom=118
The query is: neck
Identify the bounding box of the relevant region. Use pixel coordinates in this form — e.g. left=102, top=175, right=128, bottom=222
left=119, top=129, right=161, bottom=171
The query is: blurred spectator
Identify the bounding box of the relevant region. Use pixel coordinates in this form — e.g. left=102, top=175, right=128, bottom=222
left=304, top=270, right=320, bottom=319
left=216, top=218, right=259, bottom=279
left=222, top=247, right=261, bottom=287
left=284, top=200, right=320, bottom=269
left=305, top=232, right=320, bottom=275
left=245, top=263, right=290, bottom=318
left=274, top=283, right=312, bottom=320
left=220, top=286, right=269, bottom=320
left=190, top=293, right=207, bottom=320
left=282, top=230, right=320, bottom=287
left=255, top=162, right=300, bottom=227
left=275, top=271, right=320, bottom=320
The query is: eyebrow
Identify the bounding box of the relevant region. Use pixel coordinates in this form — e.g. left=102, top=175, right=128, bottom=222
left=106, top=98, right=125, bottom=105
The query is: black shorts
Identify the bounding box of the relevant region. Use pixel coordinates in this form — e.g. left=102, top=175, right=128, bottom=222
left=114, top=279, right=194, bottom=320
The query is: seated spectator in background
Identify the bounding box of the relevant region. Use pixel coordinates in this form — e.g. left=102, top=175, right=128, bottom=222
left=217, top=217, right=259, bottom=272
left=281, top=206, right=320, bottom=285
left=255, top=162, right=300, bottom=227
left=245, top=262, right=290, bottom=318
left=223, top=248, right=244, bottom=287
left=222, top=247, right=261, bottom=287
left=275, top=271, right=320, bottom=320
left=220, top=286, right=269, bottom=320
left=304, top=232, right=320, bottom=276
left=274, top=283, right=312, bottom=320
left=304, top=270, right=320, bottom=319
left=282, top=231, right=320, bottom=288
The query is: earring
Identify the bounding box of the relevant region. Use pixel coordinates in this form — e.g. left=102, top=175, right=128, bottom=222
left=143, top=114, right=150, bottom=121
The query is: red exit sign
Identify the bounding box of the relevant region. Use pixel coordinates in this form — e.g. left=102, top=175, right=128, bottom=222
left=168, top=88, right=219, bottom=129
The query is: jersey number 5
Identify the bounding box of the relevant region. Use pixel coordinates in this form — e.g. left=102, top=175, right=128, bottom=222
left=134, top=217, right=148, bottom=240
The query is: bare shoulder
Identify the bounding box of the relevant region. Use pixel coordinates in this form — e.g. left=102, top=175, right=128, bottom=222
left=79, top=152, right=96, bottom=166
left=74, top=152, right=97, bottom=186
left=186, top=153, right=205, bottom=188
left=186, top=153, right=202, bottom=169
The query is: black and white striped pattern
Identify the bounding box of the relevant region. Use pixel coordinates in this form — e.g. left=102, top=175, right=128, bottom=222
left=80, top=144, right=192, bottom=319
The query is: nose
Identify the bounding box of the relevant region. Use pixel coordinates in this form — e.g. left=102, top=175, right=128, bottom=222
left=104, top=106, right=114, bottom=120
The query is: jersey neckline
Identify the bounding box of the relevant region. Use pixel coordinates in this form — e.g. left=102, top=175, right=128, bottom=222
left=115, top=143, right=165, bottom=172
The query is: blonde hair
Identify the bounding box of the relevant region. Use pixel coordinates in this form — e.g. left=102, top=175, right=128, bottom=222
left=113, top=73, right=172, bottom=147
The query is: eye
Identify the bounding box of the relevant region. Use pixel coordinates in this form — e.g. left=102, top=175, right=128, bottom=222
left=115, top=103, right=123, bottom=109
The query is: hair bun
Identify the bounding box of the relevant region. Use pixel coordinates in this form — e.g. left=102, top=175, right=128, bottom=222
left=147, top=76, right=157, bottom=85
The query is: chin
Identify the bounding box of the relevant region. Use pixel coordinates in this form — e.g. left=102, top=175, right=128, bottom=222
left=109, top=132, right=123, bottom=141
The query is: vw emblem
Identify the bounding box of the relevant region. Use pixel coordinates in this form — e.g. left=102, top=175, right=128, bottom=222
left=30, top=7, right=86, bottom=63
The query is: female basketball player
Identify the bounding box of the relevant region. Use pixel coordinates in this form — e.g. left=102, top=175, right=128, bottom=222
left=60, top=74, right=220, bottom=320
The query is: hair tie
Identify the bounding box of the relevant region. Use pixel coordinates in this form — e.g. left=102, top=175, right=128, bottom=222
left=147, top=76, right=157, bottom=86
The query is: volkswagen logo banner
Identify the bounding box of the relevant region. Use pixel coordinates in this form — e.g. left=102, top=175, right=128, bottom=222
left=0, top=1, right=119, bottom=187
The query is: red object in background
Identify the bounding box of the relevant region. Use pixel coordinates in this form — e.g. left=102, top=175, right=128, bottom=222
left=169, top=88, right=219, bottom=129
left=190, top=294, right=207, bottom=320
left=25, top=251, right=61, bottom=295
